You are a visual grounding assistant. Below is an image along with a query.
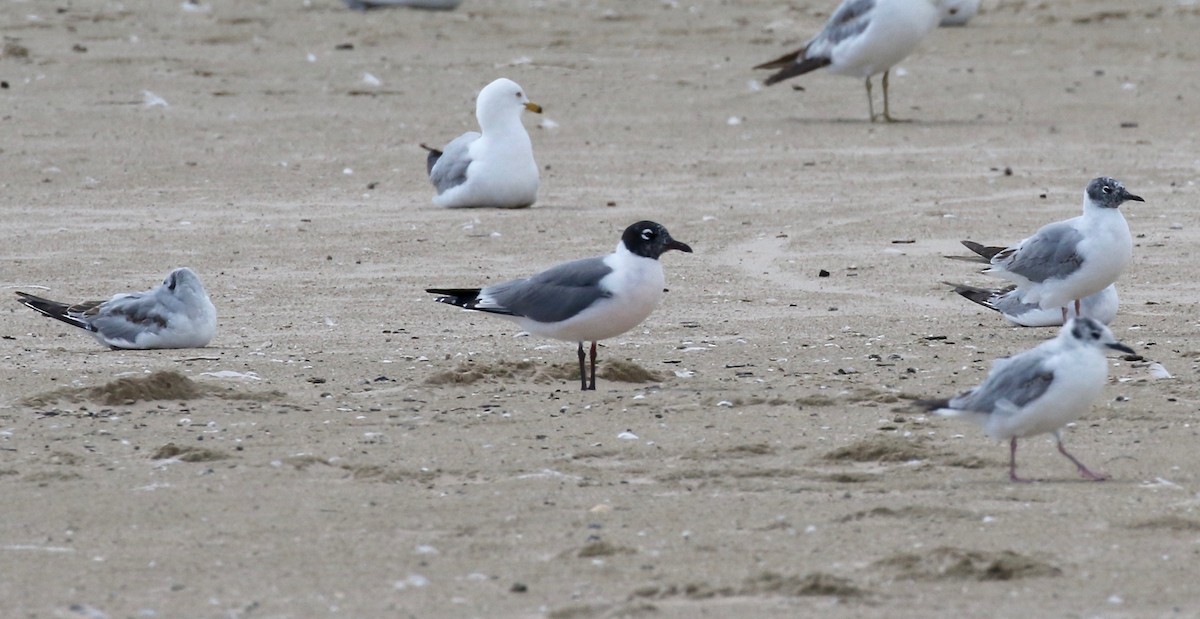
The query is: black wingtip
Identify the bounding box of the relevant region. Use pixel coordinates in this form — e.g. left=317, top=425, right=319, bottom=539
left=760, top=56, right=832, bottom=86
left=426, top=288, right=480, bottom=308
left=944, top=282, right=996, bottom=309
left=15, top=292, right=93, bottom=331
left=420, top=143, right=443, bottom=175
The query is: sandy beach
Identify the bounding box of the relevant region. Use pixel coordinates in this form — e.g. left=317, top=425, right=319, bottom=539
left=3, top=0, right=1200, bottom=617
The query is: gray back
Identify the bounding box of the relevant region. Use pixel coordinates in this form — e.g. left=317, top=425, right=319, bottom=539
left=1000, top=222, right=1085, bottom=282
left=429, top=132, right=479, bottom=194
left=950, top=351, right=1055, bottom=414
left=484, top=257, right=614, bottom=323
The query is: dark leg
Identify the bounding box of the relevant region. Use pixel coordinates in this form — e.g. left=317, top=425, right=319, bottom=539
left=1009, top=438, right=1033, bottom=483
left=1074, top=298, right=1083, bottom=318
left=587, top=341, right=598, bottom=391
left=1061, top=306, right=1069, bottom=324
left=1055, top=431, right=1107, bottom=481
left=577, top=342, right=587, bottom=391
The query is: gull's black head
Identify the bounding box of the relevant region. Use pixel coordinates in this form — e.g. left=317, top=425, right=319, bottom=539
left=622, top=221, right=693, bottom=260
left=1068, top=316, right=1134, bottom=355
left=1086, top=177, right=1143, bottom=209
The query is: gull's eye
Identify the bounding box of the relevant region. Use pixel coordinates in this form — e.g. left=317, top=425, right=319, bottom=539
left=168, top=278, right=177, bottom=291
left=1102, top=185, right=1112, bottom=194
left=516, top=92, right=523, bottom=98
left=641, top=229, right=655, bottom=241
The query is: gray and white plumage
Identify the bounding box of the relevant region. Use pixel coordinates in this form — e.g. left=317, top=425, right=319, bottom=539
left=964, top=177, right=1142, bottom=319
left=423, top=78, right=542, bottom=209
left=945, top=241, right=1119, bottom=327
left=427, top=221, right=693, bottom=390
left=15, top=267, right=217, bottom=349
left=948, top=282, right=1119, bottom=328
left=754, top=0, right=944, bottom=122
left=916, top=317, right=1133, bottom=482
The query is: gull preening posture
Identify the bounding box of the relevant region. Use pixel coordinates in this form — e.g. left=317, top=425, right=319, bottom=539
left=427, top=221, right=692, bottom=391
left=961, top=177, right=1142, bottom=323
left=754, top=0, right=944, bottom=122
left=422, top=78, right=542, bottom=209
left=916, top=317, right=1133, bottom=482
left=15, top=267, right=217, bottom=350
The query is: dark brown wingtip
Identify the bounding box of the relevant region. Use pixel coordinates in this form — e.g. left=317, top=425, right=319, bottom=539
left=960, top=240, right=1005, bottom=260
left=944, top=282, right=995, bottom=308
left=760, top=56, right=832, bottom=86
left=753, top=49, right=802, bottom=71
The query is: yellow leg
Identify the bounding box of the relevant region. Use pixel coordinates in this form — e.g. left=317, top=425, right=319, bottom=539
left=881, top=70, right=910, bottom=123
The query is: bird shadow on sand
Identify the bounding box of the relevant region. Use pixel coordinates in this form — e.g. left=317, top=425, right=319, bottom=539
left=424, top=358, right=661, bottom=386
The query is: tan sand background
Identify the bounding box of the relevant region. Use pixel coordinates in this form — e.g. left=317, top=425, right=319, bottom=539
left=2, top=0, right=1200, bottom=617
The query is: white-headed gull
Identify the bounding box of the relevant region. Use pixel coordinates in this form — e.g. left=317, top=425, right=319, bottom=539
left=422, top=78, right=542, bottom=209
left=754, top=0, right=945, bottom=122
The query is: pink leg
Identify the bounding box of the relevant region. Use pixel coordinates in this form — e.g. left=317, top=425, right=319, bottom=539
left=1060, top=307, right=1068, bottom=324
left=1009, top=438, right=1033, bottom=483
left=1055, top=432, right=1107, bottom=481
left=1075, top=298, right=1082, bottom=317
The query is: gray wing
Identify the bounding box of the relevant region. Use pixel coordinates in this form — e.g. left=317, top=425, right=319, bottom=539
left=950, top=351, right=1055, bottom=414
left=994, top=222, right=1085, bottom=282
left=987, top=287, right=1040, bottom=317
left=428, top=131, right=479, bottom=194
left=89, top=292, right=173, bottom=344
left=818, top=0, right=874, bottom=46
left=482, top=257, right=614, bottom=323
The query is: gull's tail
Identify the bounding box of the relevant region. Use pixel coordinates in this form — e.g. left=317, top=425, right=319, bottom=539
left=426, top=288, right=481, bottom=308
left=15, top=292, right=95, bottom=332
left=944, top=281, right=1001, bottom=312
left=419, top=143, right=443, bottom=175
left=754, top=47, right=831, bottom=86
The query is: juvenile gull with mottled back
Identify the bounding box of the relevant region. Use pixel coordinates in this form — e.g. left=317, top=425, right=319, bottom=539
left=15, top=267, right=217, bottom=349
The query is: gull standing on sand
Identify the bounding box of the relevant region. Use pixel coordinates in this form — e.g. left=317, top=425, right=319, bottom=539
left=15, top=267, right=217, bottom=349
left=961, top=177, right=1141, bottom=323
left=427, top=221, right=692, bottom=391
left=422, top=78, right=542, bottom=209
left=754, top=0, right=945, bottom=122
left=945, top=240, right=1119, bottom=327
left=916, top=317, right=1133, bottom=482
